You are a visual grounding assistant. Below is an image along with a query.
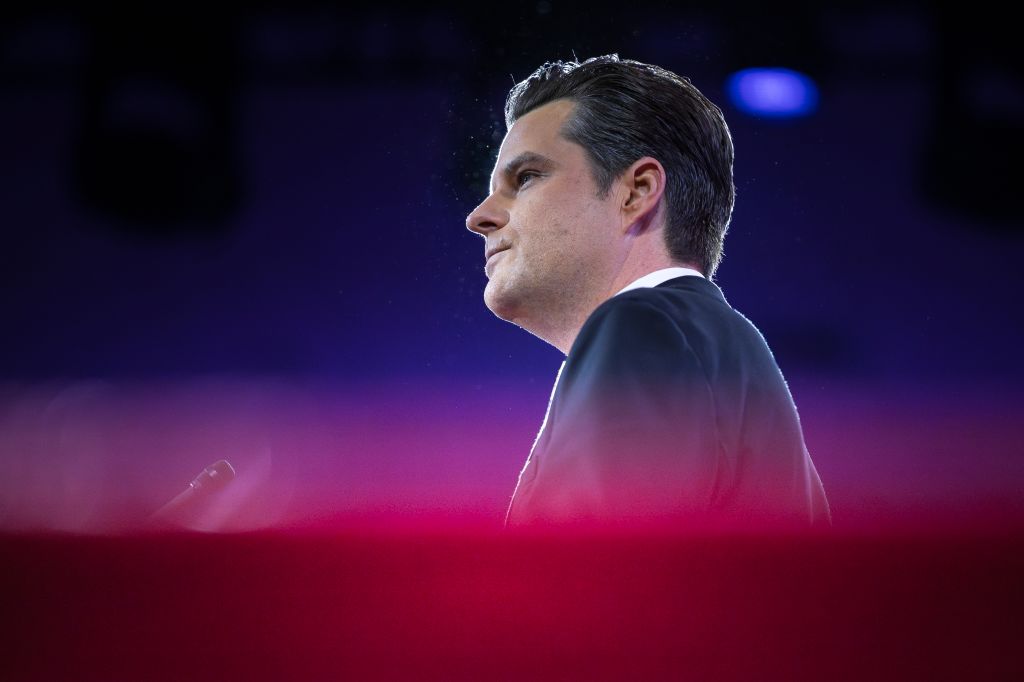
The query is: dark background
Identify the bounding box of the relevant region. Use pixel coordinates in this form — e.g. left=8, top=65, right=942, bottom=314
left=1, top=2, right=1022, bottom=532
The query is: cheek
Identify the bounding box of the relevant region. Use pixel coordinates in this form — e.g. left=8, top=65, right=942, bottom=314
left=514, top=189, right=602, bottom=257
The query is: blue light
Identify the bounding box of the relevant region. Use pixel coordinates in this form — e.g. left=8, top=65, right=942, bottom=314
left=726, top=68, right=819, bottom=118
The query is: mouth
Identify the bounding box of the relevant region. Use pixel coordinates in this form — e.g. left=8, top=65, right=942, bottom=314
left=484, top=246, right=510, bottom=276
left=485, top=245, right=511, bottom=262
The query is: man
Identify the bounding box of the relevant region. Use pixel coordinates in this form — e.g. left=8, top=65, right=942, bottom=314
left=466, top=55, right=830, bottom=530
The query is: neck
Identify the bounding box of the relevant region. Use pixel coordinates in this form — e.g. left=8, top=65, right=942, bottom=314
left=545, top=249, right=687, bottom=355
left=520, top=228, right=697, bottom=356
left=513, top=293, right=601, bottom=355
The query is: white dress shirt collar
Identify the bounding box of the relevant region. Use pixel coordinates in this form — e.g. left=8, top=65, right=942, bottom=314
left=614, top=267, right=705, bottom=296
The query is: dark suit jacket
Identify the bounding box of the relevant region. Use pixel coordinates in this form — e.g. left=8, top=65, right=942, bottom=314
left=506, top=275, right=830, bottom=529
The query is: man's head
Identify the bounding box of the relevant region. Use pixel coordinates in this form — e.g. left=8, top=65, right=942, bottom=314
left=466, top=55, right=735, bottom=350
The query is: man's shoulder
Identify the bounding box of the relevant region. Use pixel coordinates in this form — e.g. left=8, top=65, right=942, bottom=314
left=575, top=290, right=684, bottom=350
left=556, top=283, right=723, bottom=418
left=565, top=288, right=703, bottom=377
left=569, top=277, right=773, bottom=378
left=581, top=277, right=731, bottom=340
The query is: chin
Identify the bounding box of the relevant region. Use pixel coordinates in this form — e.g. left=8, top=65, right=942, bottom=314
left=483, top=279, right=520, bottom=322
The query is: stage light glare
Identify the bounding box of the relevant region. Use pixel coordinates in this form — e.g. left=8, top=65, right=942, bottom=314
left=726, top=67, right=819, bottom=118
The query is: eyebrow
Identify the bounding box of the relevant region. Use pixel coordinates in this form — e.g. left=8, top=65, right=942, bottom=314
left=490, top=151, right=557, bottom=194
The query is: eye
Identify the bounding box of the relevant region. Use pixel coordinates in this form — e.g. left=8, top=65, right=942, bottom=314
left=516, top=170, right=540, bottom=188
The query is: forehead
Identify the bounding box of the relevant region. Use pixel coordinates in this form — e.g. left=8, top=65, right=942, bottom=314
left=489, top=99, right=579, bottom=190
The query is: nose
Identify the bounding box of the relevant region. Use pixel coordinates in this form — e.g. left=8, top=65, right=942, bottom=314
left=465, top=193, right=508, bottom=236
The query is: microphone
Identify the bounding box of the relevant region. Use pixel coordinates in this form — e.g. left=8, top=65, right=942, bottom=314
left=150, top=459, right=236, bottom=526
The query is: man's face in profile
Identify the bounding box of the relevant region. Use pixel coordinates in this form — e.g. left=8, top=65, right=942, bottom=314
left=466, top=99, right=622, bottom=331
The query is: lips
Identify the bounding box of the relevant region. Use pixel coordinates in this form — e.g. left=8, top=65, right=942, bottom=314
left=485, top=245, right=510, bottom=262
left=484, top=246, right=510, bottom=277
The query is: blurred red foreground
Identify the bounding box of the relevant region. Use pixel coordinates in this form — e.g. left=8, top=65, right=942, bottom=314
left=3, top=526, right=1021, bottom=681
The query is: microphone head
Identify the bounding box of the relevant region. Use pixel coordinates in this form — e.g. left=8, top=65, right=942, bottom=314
left=191, top=459, right=235, bottom=493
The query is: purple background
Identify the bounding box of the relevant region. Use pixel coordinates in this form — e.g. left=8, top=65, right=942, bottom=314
left=1, top=3, right=1022, bottom=532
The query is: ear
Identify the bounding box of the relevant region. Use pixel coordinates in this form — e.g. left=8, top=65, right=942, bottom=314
left=619, top=156, right=667, bottom=235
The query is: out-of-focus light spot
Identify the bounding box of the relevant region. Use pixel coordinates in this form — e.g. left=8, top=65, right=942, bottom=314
left=726, top=67, right=819, bottom=118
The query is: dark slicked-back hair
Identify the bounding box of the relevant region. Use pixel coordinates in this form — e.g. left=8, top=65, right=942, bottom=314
left=505, top=54, right=735, bottom=279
